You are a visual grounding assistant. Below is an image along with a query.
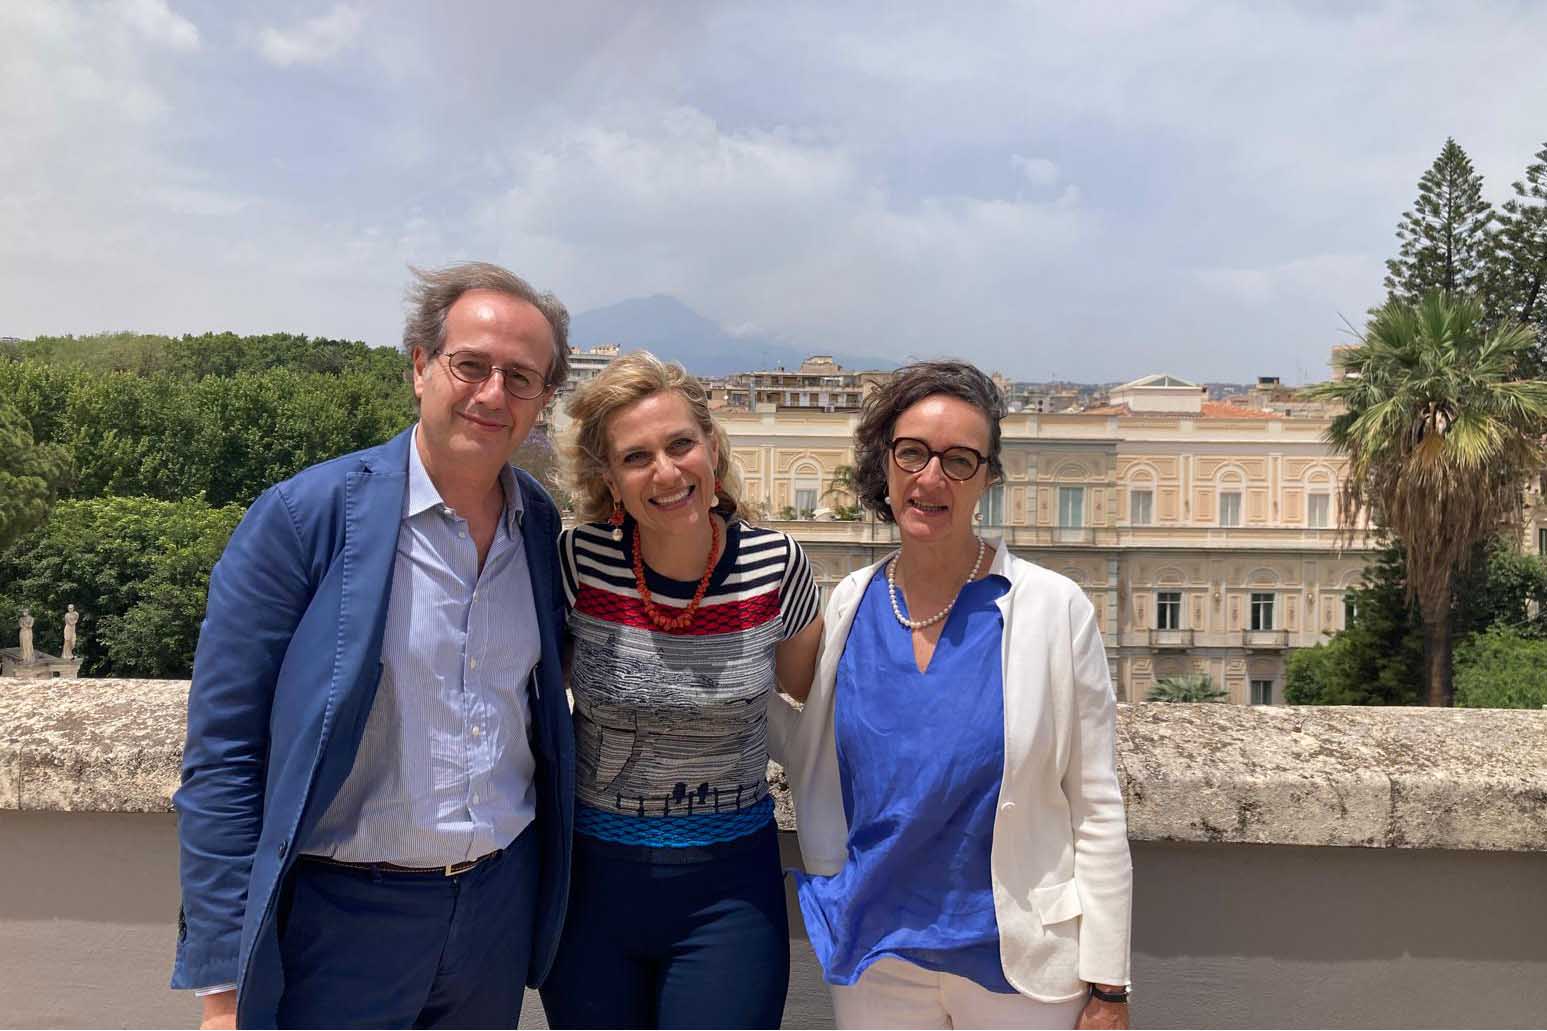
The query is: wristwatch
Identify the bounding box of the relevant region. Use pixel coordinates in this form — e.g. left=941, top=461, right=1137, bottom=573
left=1089, top=983, right=1131, bottom=1004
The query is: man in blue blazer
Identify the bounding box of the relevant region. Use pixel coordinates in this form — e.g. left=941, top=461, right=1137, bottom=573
left=172, top=263, right=575, bottom=1028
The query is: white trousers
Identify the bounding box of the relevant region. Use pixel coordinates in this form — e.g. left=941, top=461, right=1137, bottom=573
left=829, top=956, right=1087, bottom=1030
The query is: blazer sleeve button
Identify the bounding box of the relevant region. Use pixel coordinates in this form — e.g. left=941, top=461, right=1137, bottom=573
left=277, top=840, right=288, bottom=858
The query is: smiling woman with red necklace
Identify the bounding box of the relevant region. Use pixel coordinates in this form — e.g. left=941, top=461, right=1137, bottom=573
left=771, top=360, right=1133, bottom=1030
left=540, top=351, right=823, bottom=1029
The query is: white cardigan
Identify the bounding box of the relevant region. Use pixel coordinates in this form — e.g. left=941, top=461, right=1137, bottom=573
left=769, top=536, right=1132, bottom=1001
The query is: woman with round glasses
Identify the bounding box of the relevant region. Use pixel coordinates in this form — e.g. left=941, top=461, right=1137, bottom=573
left=539, top=352, right=823, bottom=1029
left=771, top=360, right=1132, bottom=1029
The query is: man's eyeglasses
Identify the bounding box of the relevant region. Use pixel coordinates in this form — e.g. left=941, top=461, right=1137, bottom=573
left=889, top=438, right=987, bottom=481
left=438, top=351, right=549, bottom=400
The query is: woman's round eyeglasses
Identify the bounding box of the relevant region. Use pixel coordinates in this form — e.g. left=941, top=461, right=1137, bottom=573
left=439, top=350, right=549, bottom=400
left=889, top=437, right=986, bottom=481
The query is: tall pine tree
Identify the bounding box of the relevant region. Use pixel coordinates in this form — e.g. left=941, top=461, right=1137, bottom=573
left=1494, top=139, right=1547, bottom=370
left=1383, top=138, right=1496, bottom=309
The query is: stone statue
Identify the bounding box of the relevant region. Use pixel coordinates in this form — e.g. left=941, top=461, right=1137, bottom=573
left=18, top=609, right=34, bottom=665
left=62, top=604, right=78, bottom=661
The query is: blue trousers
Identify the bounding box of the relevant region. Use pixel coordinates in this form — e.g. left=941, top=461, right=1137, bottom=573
left=274, top=825, right=539, bottom=1029
left=539, top=823, right=789, bottom=1029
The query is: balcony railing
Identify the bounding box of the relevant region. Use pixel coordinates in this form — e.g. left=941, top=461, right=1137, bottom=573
left=1149, top=628, right=1194, bottom=648
left=1242, top=628, right=1289, bottom=649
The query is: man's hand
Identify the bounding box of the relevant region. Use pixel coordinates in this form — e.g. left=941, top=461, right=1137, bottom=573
left=1075, top=987, right=1129, bottom=1030
left=199, top=990, right=237, bottom=1030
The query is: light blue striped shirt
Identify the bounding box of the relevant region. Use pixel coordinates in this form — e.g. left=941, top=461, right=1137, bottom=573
left=302, top=425, right=540, bottom=867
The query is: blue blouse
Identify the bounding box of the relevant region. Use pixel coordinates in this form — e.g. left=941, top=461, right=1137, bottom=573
left=796, top=566, right=1015, bottom=992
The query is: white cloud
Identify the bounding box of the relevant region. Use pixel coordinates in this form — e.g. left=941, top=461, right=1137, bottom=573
left=480, top=102, right=1098, bottom=364
left=257, top=5, right=362, bottom=67
left=8, top=2, right=1547, bottom=380
left=1194, top=254, right=1383, bottom=309
left=1011, top=155, right=1060, bottom=189
left=116, top=0, right=199, bottom=52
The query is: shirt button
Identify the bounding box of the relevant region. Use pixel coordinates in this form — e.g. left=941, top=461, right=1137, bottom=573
left=459, top=530, right=467, bottom=539
left=469, top=658, right=478, bottom=670
left=471, top=726, right=482, bottom=737
left=471, top=794, right=481, bottom=805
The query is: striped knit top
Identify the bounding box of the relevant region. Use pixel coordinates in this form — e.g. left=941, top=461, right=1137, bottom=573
left=560, top=516, right=820, bottom=848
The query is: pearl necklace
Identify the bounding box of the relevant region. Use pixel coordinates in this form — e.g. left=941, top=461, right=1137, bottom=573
left=887, top=536, right=987, bottom=630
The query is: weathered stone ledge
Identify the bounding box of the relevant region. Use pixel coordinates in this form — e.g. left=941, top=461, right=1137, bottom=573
left=4, top=680, right=1545, bottom=852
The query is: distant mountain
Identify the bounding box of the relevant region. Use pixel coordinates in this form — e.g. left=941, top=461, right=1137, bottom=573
left=568, top=295, right=895, bottom=377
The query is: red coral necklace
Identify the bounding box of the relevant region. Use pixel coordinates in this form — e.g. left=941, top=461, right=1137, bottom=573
left=632, top=516, right=722, bottom=631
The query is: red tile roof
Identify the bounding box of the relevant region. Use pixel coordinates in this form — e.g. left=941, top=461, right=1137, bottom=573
left=1201, top=401, right=1275, bottom=419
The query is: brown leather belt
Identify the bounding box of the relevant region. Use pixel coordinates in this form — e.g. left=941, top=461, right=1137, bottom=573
left=299, top=848, right=503, bottom=878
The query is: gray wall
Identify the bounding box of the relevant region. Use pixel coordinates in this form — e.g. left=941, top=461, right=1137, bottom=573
left=3, top=815, right=1545, bottom=1029
left=1131, top=840, right=1547, bottom=1029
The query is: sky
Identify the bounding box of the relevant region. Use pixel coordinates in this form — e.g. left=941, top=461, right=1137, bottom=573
left=4, top=1, right=1547, bottom=384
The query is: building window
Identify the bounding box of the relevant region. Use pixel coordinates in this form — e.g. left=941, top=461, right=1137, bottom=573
left=1250, top=679, right=1274, bottom=705
left=794, top=488, right=817, bottom=515
left=1058, top=487, right=1084, bottom=527
left=1130, top=489, right=1153, bottom=526
left=1308, top=494, right=1331, bottom=528
left=1344, top=595, right=1359, bottom=627
left=1156, top=591, right=1182, bottom=630
left=978, top=483, right=1005, bottom=526
left=1539, top=528, right=1547, bottom=555
left=1250, top=592, right=1275, bottom=631
left=1219, top=492, right=1242, bottom=527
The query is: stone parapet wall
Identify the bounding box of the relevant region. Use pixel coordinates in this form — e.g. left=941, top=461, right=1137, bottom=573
left=4, top=680, right=1545, bottom=853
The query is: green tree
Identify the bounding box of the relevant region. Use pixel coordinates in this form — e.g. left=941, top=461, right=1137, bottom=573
left=1453, top=627, right=1547, bottom=709
left=0, top=401, right=71, bottom=553
left=0, top=496, right=244, bottom=677
left=1306, top=293, right=1547, bottom=705
left=9, top=330, right=407, bottom=387
left=0, top=359, right=415, bottom=507
left=1451, top=539, right=1547, bottom=639
left=512, top=425, right=570, bottom=510
left=821, top=464, right=863, bottom=519
left=1146, top=672, right=1227, bottom=703
left=1383, top=139, right=1496, bottom=310
left=1285, top=542, right=1426, bottom=705
left=1494, top=140, right=1547, bottom=372
left=822, top=464, right=856, bottom=503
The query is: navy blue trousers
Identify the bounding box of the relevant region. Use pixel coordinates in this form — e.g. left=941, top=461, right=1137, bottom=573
left=274, top=825, right=539, bottom=1029
left=539, top=823, right=790, bottom=1029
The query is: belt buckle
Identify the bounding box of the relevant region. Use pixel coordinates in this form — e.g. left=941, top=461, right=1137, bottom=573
left=443, top=858, right=477, bottom=877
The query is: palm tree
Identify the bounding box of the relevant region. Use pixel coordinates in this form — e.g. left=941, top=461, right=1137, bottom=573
left=1306, top=292, right=1547, bottom=705
left=822, top=464, right=856, bottom=504
left=822, top=464, right=862, bottom=520
left=1147, top=673, right=1227, bottom=703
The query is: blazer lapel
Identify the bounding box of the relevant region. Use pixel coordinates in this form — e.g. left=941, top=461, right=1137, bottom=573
left=333, top=436, right=410, bottom=721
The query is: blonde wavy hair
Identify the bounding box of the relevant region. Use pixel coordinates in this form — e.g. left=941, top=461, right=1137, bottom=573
left=565, top=351, right=742, bottom=524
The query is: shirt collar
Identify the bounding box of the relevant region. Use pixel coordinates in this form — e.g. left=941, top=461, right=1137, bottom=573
left=405, top=423, right=525, bottom=534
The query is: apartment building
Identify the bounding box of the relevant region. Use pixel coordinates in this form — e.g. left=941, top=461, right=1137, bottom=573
left=711, top=355, right=888, bottom=412
left=561, top=343, right=622, bottom=392
left=714, top=372, right=1377, bottom=705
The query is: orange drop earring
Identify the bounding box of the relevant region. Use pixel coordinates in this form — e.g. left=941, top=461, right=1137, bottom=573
left=609, top=499, right=625, bottom=542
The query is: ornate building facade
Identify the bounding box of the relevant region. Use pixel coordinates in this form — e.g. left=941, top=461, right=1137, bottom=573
left=714, top=386, right=1376, bottom=705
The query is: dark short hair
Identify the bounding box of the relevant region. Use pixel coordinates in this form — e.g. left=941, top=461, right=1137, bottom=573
left=403, top=262, right=571, bottom=387
left=853, top=360, right=1006, bottom=523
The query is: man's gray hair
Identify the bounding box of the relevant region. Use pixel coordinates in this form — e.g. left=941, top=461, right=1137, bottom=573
left=403, top=262, right=571, bottom=387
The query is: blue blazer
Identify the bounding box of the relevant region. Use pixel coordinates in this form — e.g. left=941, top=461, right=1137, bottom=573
left=171, top=427, right=574, bottom=1028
